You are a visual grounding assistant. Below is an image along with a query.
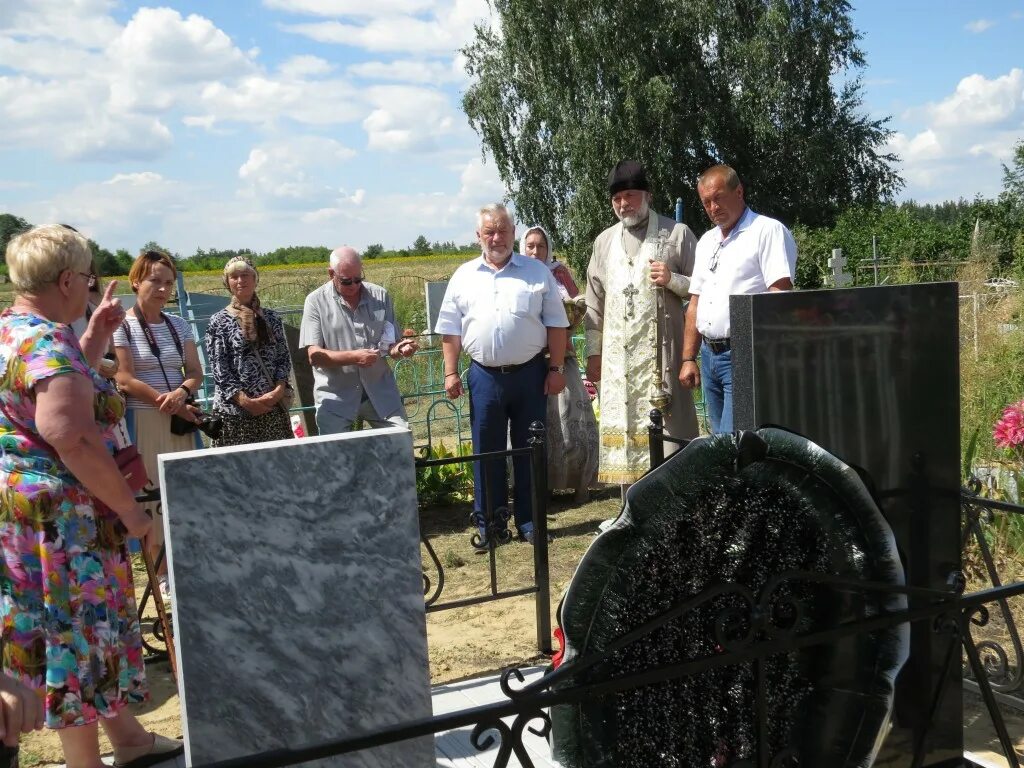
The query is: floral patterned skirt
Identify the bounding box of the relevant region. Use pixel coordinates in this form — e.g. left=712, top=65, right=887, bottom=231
left=212, top=407, right=293, bottom=447
left=0, top=464, right=148, bottom=728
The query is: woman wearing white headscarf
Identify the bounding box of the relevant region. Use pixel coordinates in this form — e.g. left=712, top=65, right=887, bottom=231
left=520, top=225, right=598, bottom=501
left=204, top=256, right=294, bottom=446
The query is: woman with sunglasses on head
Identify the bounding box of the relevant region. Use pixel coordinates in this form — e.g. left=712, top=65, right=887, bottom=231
left=0, top=226, right=182, bottom=768
left=204, top=256, right=293, bottom=446
left=113, top=249, right=204, bottom=600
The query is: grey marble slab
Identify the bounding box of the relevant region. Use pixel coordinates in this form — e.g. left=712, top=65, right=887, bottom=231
left=159, top=427, right=432, bottom=767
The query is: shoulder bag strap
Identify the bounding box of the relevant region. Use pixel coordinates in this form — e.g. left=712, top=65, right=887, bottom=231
left=131, top=306, right=175, bottom=393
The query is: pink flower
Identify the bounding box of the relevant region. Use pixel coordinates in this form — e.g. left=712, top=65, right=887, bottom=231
left=993, top=400, right=1024, bottom=449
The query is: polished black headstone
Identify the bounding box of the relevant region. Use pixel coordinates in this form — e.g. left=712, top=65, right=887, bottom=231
left=731, top=283, right=963, bottom=767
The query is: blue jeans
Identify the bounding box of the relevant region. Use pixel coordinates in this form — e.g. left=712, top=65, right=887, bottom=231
left=467, top=356, right=547, bottom=536
left=700, top=344, right=733, bottom=434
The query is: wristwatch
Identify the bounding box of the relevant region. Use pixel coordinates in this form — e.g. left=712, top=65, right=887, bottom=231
left=549, top=364, right=565, bottom=374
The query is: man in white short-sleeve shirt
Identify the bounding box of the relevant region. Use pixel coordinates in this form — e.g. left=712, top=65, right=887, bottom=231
left=435, top=203, right=569, bottom=546
left=679, top=164, right=797, bottom=434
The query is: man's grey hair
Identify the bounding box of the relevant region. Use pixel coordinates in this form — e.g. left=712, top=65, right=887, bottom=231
left=329, top=246, right=361, bottom=271
left=477, top=203, right=514, bottom=230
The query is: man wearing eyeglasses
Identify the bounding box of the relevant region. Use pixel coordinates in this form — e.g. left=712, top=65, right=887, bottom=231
left=299, top=246, right=418, bottom=434
left=679, top=164, right=797, bottom=434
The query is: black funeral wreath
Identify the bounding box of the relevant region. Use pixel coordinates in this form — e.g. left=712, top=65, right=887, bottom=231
left=549, top=428, right=909, bottom=768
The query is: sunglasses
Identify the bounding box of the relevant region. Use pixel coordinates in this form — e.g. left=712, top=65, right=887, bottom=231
left=335, top=275, right=364, bottom=286
left=708, top=243, right=723, bottom=274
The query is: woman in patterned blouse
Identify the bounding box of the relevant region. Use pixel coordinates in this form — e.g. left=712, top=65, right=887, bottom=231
left=204, top=256, right=293, bottom=445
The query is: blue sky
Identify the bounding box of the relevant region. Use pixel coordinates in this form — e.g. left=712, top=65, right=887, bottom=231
left=0, top=0, right=1021, bottom=256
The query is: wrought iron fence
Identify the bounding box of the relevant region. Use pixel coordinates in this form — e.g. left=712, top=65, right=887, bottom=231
left=183, top=556, right=1024, bottom=768
left=418, top=421, right=553, bottom=654
left=961, top=482, right=1024, bottom=715
left=131, top=412, right=1024, bottom=768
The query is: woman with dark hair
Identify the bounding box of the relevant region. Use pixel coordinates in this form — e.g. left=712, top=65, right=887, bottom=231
left=204, top=256, right=293, bottom=445
left=520, top=225, right=599, bottom=501
left=113, top=249, right=204, bottom=599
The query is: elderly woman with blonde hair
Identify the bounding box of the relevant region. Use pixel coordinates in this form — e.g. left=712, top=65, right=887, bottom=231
left=204, top=256, right=293, bottom=445
left=0, top=225, right=182, bottom=767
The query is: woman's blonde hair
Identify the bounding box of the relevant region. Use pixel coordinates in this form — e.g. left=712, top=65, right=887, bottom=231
left=5, top=224, right=92, bottom=294
left=128, top=249, right=177, bottom=293
left=223, top=255, right=258, bottom=288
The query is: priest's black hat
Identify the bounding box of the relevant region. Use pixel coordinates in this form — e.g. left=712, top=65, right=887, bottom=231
left=607, top=160, right=650, bottom=196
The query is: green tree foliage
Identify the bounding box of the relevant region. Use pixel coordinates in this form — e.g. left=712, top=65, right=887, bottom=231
left=412, top=235, right=431, bottom=255
left=1002, top=139, right=1024, bottom=205
left=0, top=214, right=31, bottom=268
left=792, top=195, right=1024, bottom=289
left=364, top=243, right=384, bottom=259
left=463, top=0, right=902, bottom=273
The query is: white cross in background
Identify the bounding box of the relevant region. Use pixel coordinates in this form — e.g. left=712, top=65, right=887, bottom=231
left=829, top=248, right=853, bottom=288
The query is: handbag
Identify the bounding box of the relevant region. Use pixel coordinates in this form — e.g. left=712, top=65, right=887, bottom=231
left=114, top=444, right=149, bottom=492
left=112, top=420, right=149, bottom=492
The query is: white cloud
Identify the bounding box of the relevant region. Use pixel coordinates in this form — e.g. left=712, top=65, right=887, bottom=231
left=238, top=137, right=357, bottom=202
left=965, top=19, right=995, bottom=34
left=348, top=58, right=467, bottom=84
left=283, top=0, right=489, bottom=54
left=927, top=68, right=1024, bottom=127
left=887, top=129, right=943, bottom=162
left=264, top=0, right=435, bottom=16
left=19, top=171, right=187, bottom=249
left=278, top=55, right=335, bottom=78
left=195, top=74, right=363, bottom=127
left=888, top=68, right=1024, bottom=202
left=362, top=86, right=458, bottom=151
left=0, top=0, right=121, bottom=47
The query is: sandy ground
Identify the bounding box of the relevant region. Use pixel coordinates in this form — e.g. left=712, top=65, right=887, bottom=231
left=18, top=490, right=1024, bottom=766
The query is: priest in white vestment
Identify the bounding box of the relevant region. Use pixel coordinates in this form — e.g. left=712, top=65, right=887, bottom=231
left=584, top=160, right=700, bottom=484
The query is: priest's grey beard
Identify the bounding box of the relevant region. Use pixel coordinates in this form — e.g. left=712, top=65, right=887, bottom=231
left=619, top=198, right=650, bottom=227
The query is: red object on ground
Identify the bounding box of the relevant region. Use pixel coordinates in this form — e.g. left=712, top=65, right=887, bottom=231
left=552, top=627, right=566, bottom=668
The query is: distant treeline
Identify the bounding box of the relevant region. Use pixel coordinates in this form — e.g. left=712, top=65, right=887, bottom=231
left=3, top=142, right=1023, bottom=286
left=0, top=216, right=478, bottom=277
left=793, top=195, right=1024, bottom=288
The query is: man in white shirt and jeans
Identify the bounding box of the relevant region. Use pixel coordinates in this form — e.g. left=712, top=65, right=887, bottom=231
left=679, top=165, right=798, bottom=433
left=436, top=204, right=569, bottom=546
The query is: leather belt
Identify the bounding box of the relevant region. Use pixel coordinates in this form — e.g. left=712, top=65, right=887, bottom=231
left=473, top=353, right=542, bottom=374
left=702, top=335, right=731, bottom=354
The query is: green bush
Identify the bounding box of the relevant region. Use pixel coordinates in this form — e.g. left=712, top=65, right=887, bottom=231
left=416, top=442, right=473, bottom=506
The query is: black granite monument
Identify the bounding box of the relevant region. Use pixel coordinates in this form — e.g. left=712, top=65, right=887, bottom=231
left=731, top=283, right=963, bottom=766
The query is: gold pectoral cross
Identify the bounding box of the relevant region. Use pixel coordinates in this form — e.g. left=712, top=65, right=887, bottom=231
left=622, top=283, right=639, bottom=318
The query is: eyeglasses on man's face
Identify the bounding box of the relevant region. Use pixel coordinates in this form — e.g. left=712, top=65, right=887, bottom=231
left=334, top=275, right=364, bottom=286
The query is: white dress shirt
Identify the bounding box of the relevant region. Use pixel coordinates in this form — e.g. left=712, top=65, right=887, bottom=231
left=690, top=207, right=797, bottom=339
left=434, top=252, right=569, bottom=366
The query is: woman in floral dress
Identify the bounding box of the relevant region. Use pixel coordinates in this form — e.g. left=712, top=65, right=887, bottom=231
left=0, top=225, right=181, bottom=768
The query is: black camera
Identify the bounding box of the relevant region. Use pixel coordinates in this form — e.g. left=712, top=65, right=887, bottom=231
left=195, top=412, right=223, bottom=440
left=169, top=395, right=223, bottom=441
